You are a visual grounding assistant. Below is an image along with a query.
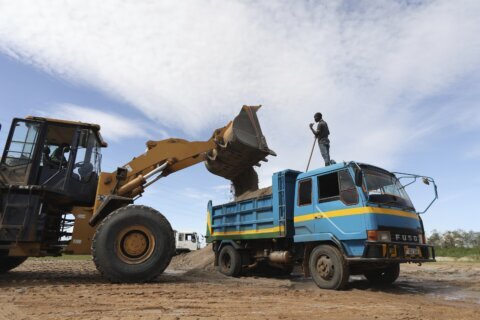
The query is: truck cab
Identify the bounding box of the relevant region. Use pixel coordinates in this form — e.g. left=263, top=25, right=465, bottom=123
left=294, top=162, right=435, bottom=264
left=174, top=230, right=201, bottom=254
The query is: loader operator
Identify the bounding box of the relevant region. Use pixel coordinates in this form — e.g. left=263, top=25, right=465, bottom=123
left=309, top=112, right=334, bottom=166
left=50, top=143, right=70, bottom=168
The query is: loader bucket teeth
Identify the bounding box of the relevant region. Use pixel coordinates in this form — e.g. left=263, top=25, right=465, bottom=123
left=205, top=105, right=275, bottom=196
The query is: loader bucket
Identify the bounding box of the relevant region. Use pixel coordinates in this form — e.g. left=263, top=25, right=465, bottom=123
left=205, top=105, right=276, bottom=196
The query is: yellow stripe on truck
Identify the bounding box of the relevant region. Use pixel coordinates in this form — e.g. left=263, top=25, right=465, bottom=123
left=211, top=225, right=285, bottom=236
left=293, top=206, right=419, bottom=223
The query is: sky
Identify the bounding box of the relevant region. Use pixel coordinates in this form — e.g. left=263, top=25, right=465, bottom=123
left=0, top=0, right=479, bottom=237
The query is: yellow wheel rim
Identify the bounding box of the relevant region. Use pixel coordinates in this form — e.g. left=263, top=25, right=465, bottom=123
left=116, top=225, right=155, bottom=264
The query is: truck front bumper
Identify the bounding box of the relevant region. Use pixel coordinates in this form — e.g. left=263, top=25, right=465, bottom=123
left=346, top=240, right=435, bottom=263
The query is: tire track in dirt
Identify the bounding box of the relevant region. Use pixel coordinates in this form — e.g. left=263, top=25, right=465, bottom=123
left=0, top=251, right=478, bottom=320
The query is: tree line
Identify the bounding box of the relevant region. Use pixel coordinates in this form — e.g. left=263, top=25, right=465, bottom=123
left=428, top=230, right=480, bottom=248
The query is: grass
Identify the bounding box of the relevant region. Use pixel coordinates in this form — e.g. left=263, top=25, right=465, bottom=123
left=435, top=247, right=480, bottom=260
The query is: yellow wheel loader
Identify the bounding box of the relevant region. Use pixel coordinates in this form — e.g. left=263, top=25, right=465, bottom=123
left=0, top=106, right=275, bottom=282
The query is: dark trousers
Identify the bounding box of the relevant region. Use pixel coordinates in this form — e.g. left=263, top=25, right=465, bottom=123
left=318, top=142, right=330, bottom=166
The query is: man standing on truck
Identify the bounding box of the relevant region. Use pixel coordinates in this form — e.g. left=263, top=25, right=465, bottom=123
left=309, top=112, right=334, bottom=166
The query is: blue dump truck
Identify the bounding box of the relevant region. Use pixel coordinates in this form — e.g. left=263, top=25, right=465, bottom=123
left=206, top=161, right=437, bottom=290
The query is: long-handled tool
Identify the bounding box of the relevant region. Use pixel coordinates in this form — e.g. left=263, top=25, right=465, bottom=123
left=306, top=136, right=317, bottom=171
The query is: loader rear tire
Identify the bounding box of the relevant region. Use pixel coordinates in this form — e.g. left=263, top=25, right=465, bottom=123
left=0, top=256, right=27, bottom=273
left=92, top=205, right=175, bottom=283
left=218, top=246, right=242, bottom=277
left=364, top=263, right=400, bottom=285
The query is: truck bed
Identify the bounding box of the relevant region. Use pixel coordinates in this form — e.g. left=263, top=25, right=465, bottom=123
left=206, top=170, right=300, bottom=241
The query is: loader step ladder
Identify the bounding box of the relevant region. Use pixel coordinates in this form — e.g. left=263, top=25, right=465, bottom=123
left=0, top=187, right=33, bottom=242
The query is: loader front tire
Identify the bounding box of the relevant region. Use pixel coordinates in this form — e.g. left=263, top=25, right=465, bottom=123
left=0, top=256, right=27, bottom=273
left=92, top=205, right=175, bottom=283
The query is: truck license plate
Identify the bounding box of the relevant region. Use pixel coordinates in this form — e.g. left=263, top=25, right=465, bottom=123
left=405, top=247, right=419, bottom=256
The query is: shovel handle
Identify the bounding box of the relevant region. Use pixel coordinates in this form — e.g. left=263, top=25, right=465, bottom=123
left=306, top=136, right=317, bottom=172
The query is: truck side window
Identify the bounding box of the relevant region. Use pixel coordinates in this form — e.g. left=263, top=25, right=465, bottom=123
left=339, top=170, right=359, bottom=205
left=298, top=179, right=312, bottom=206
left=317, top=172, right=340, bottom=201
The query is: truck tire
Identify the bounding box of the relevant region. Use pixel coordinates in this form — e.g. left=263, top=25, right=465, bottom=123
left=309, top=245, right=349, bottom=290
left=92, top=205, right=175, bottom=283
left=364, top=263, right=400, bottom=285
left=218, top=245, right=242, bottom=277
left=0, top=256, right=27, bottom=273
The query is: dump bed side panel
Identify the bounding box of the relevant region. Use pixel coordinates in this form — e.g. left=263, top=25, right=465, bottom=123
left=206, top=169, right=300, bottom=241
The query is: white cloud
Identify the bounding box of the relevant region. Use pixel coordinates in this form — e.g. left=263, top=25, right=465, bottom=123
left=0, top=0, right=479, bottom=178
left=46, top=104, right=154, bottom=142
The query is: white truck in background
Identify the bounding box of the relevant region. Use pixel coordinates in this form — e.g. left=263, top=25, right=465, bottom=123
left=174, top=230, right=201, bottom=254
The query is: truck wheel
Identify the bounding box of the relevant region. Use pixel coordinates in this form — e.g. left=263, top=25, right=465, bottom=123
left=309, top=245, right=349, bottom=290
left=0, top=256, right=27, bottom=273
left=364, top=263, right=400, bottom=285
left=92, top=205, right=175, bottom=283
left=218, top=246, right=241, bottom=277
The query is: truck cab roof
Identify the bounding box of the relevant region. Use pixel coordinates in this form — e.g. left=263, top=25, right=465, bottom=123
left=295, top=161, right=393, bottom=180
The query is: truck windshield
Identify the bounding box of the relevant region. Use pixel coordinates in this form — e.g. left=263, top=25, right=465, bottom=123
left=363, top=169, right=415, bottom=211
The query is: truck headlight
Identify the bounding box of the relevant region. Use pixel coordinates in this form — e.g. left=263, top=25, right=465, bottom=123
left=419, top=233, right=425, bottom=244
left=367, top=230, right=391, bottom=242
left=377, top=231, right=391, bottom=242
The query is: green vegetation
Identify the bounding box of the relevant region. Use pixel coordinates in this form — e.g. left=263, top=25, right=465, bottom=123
left=428, top=229, right=480, bottom=260
left=435, top=247, right=480, bottom=260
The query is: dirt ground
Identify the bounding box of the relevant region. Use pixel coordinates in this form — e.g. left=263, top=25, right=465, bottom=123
left=0, top=247, right=478, bottom=320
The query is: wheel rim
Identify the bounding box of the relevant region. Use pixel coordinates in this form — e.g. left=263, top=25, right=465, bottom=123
left=316, top=255, right=334, bottom=280
left=221, top=253, right=232, bottom=270
left=116, top=225, right=156, bottom=264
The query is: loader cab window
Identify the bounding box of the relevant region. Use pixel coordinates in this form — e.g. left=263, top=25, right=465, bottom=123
left=0, top=120, right=41, bottom=184
left=298, top=179, right=312, bottom=206
left=71, top=129, right=101, bottom=183
left=317, top=170, right=358, bottom=205
left=41, top=124, right=75, bottom=169
left=2, top=120, right=40, bottom=167
left=35, top=123, right=76, bottom=191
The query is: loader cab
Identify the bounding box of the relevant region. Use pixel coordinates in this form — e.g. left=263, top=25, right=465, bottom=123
left=0, top=117, right=106, bottom=207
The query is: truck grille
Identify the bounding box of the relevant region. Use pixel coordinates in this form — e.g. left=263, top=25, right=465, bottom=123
left=380, top=227, right=421, bottom=244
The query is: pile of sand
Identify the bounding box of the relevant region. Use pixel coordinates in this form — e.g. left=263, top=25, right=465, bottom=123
left=168, top=244, right=215, bottom=272
left=235, top=186, right=272, bottom=201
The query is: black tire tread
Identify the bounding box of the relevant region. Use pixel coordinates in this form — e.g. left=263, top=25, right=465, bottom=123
left=218, top=245, right=242, bottom=277
left=364, top=263, right=400, bottom=285
left=309, top=245, right=349, bottom=290
left=0, top=256, right=28, bottom=274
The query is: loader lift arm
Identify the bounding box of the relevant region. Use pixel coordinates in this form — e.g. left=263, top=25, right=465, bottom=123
left=90, top=105, right=275, bottom=226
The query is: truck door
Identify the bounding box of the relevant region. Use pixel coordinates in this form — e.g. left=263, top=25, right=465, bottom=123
left=314, top=169, right=364, bottom=240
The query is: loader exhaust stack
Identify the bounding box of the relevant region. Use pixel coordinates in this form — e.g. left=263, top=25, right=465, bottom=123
left=205, top=105, right=276, bottom=197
